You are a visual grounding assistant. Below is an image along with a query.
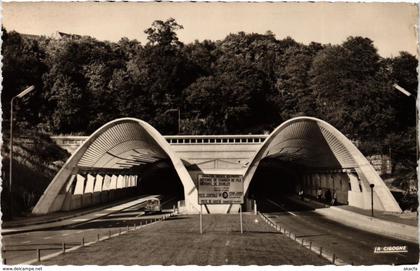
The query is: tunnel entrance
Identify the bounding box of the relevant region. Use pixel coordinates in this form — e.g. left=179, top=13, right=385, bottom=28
left=247, top=158, right=352, bottom=213
left=135, top=161, right=185, bottom=209
left=242, top=117, right=402, bottom=213
left=247, top=158, right=305, bottom=212
left=248, top=159, right=299, bottom=199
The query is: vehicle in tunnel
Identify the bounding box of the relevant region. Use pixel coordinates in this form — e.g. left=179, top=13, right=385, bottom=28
left=135, top=161, right=185, bottom=204
left=144, top=197, right=162, bottom=214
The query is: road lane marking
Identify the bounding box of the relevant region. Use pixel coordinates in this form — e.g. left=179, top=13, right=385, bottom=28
left=71, top=219, right=88, bottom=222
left=21, top=241, right=31, bottom=244
left=225, top=240, right=230, bottom=246
left=267, top=199, right=297, bottom=216
left=43, top=236, right=52, bottom=240
left=76, top=230, right=84, bottom=234
left=62, top=233, right=70, bottom=236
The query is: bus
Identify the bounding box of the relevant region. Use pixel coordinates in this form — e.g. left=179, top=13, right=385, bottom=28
left=144, top=197, right=161, bottom=214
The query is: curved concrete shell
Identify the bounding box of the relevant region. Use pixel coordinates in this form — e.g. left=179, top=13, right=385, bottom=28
left=33, top=118, right=199, bottom=214
left=243, top=116, right=401, bottom=212
left=34, top=116, right=401, bottom=215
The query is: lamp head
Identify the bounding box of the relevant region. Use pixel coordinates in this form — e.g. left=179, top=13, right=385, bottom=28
left=393, top=83, right=412, bottom=97
left=16, top=85, right=35, bottom=99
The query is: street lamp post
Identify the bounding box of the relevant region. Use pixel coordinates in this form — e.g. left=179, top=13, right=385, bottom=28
left=393, top=84, right=418, bottom=163
left=369, top=183, right=375, bottom=217
left=164, top=108, right=180, bottom=134
left=9, top=85, right=35, bottom=217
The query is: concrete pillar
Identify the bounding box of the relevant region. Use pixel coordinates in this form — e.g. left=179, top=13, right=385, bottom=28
left=94, top=174, right=104, bottom=192
left=110, top=175, right=118, bottom=190
left=102, top=175, right=111, bottom=191
left=63, top=175, right=76, bottom=193
left=123, top=175, right=128, bottom=188
left=74, top=174, right=85, bottom=195
left=84, top=174, right=95, bottom=193
left=117, top=175, right=125, bottom=189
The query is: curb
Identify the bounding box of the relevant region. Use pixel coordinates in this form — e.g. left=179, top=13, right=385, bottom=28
left=314, top=207, right=418, bottom=243
left=258, top=212, right=348, bottom=266
left=2, top=196, right=143, bottom=229
left=286, top=195, right=418, bottom=243
left=2, top=198, right=152, bottom=236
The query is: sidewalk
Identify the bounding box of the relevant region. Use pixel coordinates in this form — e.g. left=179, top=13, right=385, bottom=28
left=297, top=195, right=417, bottom=227
left=1, top=195, right=158, bottom=235
left=339, top=205, right=418, bottom=226
left=2, top=196, right=144, bottom=229
left=285, top=195, right=418, bottom=243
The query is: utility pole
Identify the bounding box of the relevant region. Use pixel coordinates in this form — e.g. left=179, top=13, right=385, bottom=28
left=164, top=108, right=181, bottom=134
left=9, top=85, right=35, bottom=218
left=369, top=184, right=375, bottom=217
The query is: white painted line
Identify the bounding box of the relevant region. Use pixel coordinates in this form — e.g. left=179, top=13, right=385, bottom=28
left=225, top=240, right=230, bottom=246
left=71, top=219, right=88, bottom=222
left=62, top=233, right=70, bottom=236
left=267, top=199, right=297, bottom=216
left=43, top=236, right=52, bottom=240
left=76, top=230, right=84, bottom=234
left=21, top=241, right=31, bottom=244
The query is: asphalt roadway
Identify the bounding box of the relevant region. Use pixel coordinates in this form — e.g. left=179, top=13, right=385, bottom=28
left=3, top=195, right=418, bottom=265
left=258, top=196, right=419, bottom=265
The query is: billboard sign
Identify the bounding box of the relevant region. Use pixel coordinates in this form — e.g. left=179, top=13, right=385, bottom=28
left=198, top=174, right=244, bottom=204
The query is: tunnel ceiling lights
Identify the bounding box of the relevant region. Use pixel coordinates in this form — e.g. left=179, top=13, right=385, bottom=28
left=132, top=148, right=161, bottom=157
left=132, top=150, right=166, bottom=160
left=130, top=155, right=159, bottom=163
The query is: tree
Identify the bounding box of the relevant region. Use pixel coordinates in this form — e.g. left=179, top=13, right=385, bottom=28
left=182, top=40, right=218, bottom=76
left=131, top=18, right=200, bottom=133
left=48, top=75, right=87, bottom=133
left=273, top=43, right=323, bottom=121
left=388, top=52, right=418, bottom=128
left=144, top=18, right=184, bottom=48
left=1, top=29, right=47, bottom=132
left=309, top=37, right=396, bottom=142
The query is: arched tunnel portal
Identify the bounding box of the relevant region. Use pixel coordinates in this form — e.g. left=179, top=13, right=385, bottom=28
left=244, top=117, right=401, bottom=213
left=33, top=118, right=198, bottom=215
left=34, top=117, right=401, bottom=215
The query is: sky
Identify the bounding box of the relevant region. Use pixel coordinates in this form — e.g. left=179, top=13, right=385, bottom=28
left=2, top=2, right=418, bottom=57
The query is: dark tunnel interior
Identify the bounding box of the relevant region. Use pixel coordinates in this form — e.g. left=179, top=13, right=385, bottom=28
left=247, top=158, right=309, bottom=212
left=136, top=161, right=185, bottom=207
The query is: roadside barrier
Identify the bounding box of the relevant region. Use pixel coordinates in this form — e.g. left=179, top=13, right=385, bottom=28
left=3, top=211, right=177, bottom=265
left=258, top=211, right=348, bottom=265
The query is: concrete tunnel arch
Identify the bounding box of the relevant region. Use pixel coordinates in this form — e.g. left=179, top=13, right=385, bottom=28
left=34, top=116, right=401, bottom=215
left=33, top=118, right=200, bottom=215
left=243, top=116, right=401, bottom=212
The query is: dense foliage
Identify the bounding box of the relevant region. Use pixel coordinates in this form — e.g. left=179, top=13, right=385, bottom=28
left=2, top=18, right=418, bottom=174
